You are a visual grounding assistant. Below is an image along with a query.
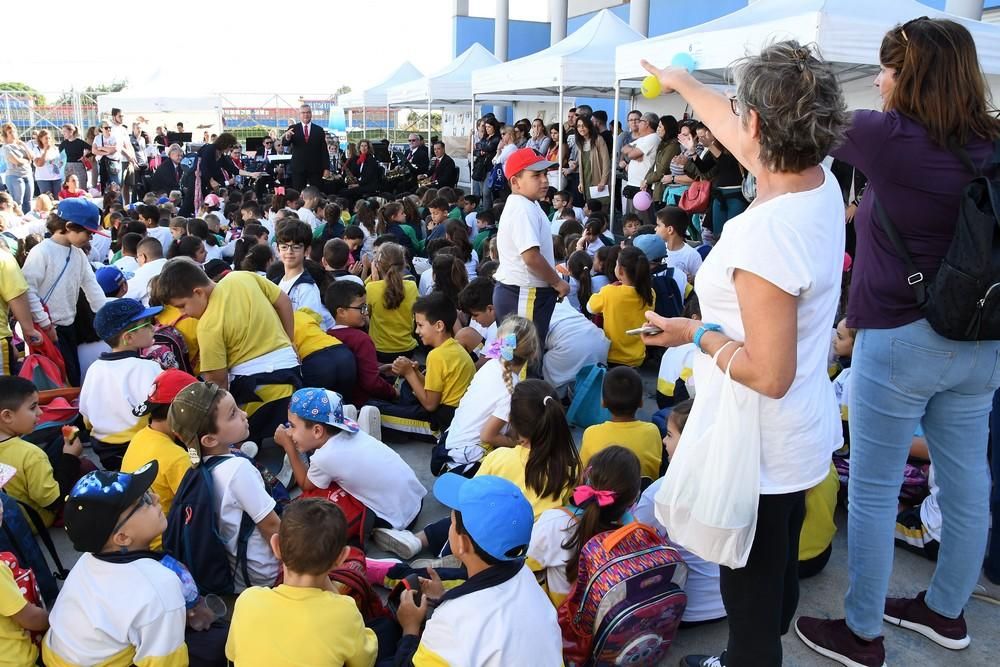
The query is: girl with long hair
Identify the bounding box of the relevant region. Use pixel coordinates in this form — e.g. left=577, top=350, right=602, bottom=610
left=366, top=242, right=418, bottom=361
left=431, top=253, right=468, bottom=309
left=566, top=250, right=594, bottom=315
left=587, top=246, right=653, bottom=367
left=443, top=218, right=477, bottom=278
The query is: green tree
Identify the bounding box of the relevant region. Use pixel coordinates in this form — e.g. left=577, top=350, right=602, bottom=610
left=55, top=80, right=128, bottom=105
left=0, top=82, right=45, bottom=105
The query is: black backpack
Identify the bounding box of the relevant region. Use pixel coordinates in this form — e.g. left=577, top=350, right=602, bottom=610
left=162, top=456, right=255, bottom=595
left=874, top=140, right=1000, bottom=341
left=650, top=264, right=685, bottom=319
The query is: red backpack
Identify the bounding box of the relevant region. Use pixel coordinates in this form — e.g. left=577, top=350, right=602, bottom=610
left=0, top=552, right=44, bottom=645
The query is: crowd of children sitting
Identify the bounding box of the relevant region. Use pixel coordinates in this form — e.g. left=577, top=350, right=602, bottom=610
left=0, top=156, right=984, bottom=667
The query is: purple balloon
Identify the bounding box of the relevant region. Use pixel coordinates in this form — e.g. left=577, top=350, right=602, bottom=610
left=633, top=190, right=653, bottom=211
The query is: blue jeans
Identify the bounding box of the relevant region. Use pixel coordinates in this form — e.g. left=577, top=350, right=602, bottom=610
left=846, top=319, right=1000, bottom=639
left=4, top=174, right=31, bottom=212
left=36, top=179, right=60, bottom=197
left=986, top=388, right=1000, bottom=583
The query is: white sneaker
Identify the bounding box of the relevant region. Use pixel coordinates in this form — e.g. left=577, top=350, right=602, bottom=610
left=342, top=404, right=359, bottom=423
left=276, top=454, right=294, bottom=488
left=372, top=527, right=423, bottom=560
left=410, top=554, right=462, bottom=570
left=973, top=574, right=1000, bottom=606
left=358, top=405, right=382, bottom=440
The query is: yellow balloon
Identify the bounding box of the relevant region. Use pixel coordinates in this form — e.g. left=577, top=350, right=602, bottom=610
left=641, top=75, right=661, bottom=99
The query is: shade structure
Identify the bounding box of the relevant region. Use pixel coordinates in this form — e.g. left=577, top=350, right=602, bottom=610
left=388, top=43, right=500, bottom=107
left=339, top=62, right=425, bottom=109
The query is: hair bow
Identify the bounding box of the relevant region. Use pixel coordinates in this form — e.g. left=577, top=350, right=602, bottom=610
left=572, top=485, right=616, bottom=508
left=499, top=334, right=517, bottom=362
left=274, top=186, right=285, bottom=196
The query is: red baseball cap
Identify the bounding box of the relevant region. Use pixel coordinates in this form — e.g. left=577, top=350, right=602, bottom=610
left=133, top=369, right=198, bottom=417
left=503, top=147, right=557, bottom=180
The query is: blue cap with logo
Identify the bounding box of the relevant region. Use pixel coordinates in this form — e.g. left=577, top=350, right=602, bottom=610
left=433, top=474, right=533, bottom=561
left=56, top=198, right=106, bottom=235
left=632, top=234, right=667, bottom=262
left=64, top=461, right=159, bottom=553
left=95, top=266, right=126, bottom=297
left=289, top=388, right=358, bottom=433
left=94, top=297, right=162, bottom=341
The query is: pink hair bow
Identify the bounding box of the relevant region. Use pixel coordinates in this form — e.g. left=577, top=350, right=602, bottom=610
left=274, top=186, right=285, bottom=196
left=572, top=485, right=616, bottom=508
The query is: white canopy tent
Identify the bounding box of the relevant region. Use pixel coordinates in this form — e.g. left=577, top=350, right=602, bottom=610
left=96, top=91, right=224, bottom=137
left=339, top=62, right=424, bottom=139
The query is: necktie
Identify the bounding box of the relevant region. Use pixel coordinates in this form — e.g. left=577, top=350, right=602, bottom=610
left=304, top=124, right=310, bottom=143
left=175, top=165, right=180, bottom=183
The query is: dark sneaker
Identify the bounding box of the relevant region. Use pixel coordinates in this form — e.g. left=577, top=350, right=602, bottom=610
left=795, top=617, right=886, bottom=667
left=883, top=591, right=970, bottom=650
left=679, top=653, right=725, bottom=667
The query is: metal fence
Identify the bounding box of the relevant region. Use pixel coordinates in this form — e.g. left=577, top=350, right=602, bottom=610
left=0, top=91, right=101, bottom=137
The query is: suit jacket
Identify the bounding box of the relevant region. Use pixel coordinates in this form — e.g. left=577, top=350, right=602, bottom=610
left=345, top=156, right=381, bottom=193
left=430, top=154, right=457, bottom=188
left=150, top=158, right=185, bottom=193
left=404, top=145, right=430, bottom=175
left=282, top=122, right=328, bottom=177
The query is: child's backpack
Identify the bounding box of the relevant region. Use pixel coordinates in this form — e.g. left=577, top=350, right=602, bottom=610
left=650, top=264, right=684, bottom=319
left=0, top=551, right=44, bottom=645
left=327, top=545, right=391, bottom=622
left=566, top=364, right=612, bottom=429
left=300, top=482, right=371, bottom=548
left=162, top=456, right=255, bottom=595
left=558, top=522, right=688, bottom=667
left=142, top=315, right=194, bottom=374
left=0, top=492, right=61, bottom=606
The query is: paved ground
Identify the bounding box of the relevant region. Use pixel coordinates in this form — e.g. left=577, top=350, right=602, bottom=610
left=49, top=368, right=999, bottom=666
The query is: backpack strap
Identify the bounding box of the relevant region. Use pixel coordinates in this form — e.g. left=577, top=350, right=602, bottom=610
left=871, top=197, right=928, bottom=308
left=600, top=522, right=655, bottom=552
left=15, top=499, right=69, bottom=579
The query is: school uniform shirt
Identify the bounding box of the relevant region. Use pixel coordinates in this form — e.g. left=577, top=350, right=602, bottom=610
left=0, top=249, right=28, bottom=340
left=88, top=233, right=112, bottom=264
left=417, top=269, right=434, bottom=297
left=327, top=326, right=398, bottom=406
left=307, top=430, right=426, bottom=529
left=112, top=254, right=140, bottom=279
left=42, top=553, right=188, bottom=667
left=365, top=279, right=418, bottom=354
left=0, top=435, right=60, bottom=528
left=477, top=446, right=569, bottom=520
left=424, top=338, right=475, bottom=408
left=292, top=308, right=340, bottom=359
left=120, top=428, right=192, bottom=551
left=146, top=226, right=174, bottom=257
left=444, top=359, right=515, bottom=470
left=542, top=300, right=610, bottom=394
left=198, top=271, right=295, bottom=375
left=296, top=207, right=323, bottom=232
left=203, top=241, right=224, bottom=263
left=526, top=507, right=579, bottom=606
left=21, top=238, right=107, bottom=329
left=125, top=258, right=167, bottom=306
left=80, top=352, right=160, bottom=444
left=657, top=342, right=696, bottom=400
left=587, top=284, right=654, bottom=367
left=691, top=164, right=844, bottom=494
left=494, top=194, right=555, bottom=289
left=226, top=584, right=377, bottom=667
left=0, top=560, right=37, bottom=667
left=468, top=319, right=497, bottom=352
left=800, top=463, right=840, bottom=560
left=580, top=421, right=662, bottom=480
left=665, top=241, right=703, bottom=280
left=206, top=455, right=279, bottom=591
left=278, top=272, right=334, bottom=331
left=832, top=366, right=851, bottom=422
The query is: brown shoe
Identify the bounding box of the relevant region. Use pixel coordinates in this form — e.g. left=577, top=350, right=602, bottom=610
left=795, top=617, right=886, bottom=667
left=883, top=591, right=970, bottom=650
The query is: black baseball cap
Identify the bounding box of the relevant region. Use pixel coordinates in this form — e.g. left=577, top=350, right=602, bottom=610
left=63, top=462, right=159, bottom=553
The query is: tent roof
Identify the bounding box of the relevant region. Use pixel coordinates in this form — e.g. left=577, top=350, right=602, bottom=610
left=388, top=43, right=501, bottom=106
left=96, top=91, right=222, bottom=114
left=339, top=62, right=424, bottom=109
left=472, top=9, right=645, bottom=98
left=615, top=0, right=1000, bottom=85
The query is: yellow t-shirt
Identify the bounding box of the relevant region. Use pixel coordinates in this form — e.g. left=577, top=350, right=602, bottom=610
left=198, top=271, right=292, bottom=373
left=225, top=584, right=377, bottom=667
left=799, top=463, right=840, bottom=561
left=365, top=279, right=417, bottom=354
left=0, top=436, right=60, bottom=528
left=478, top=446, right=569, bottom=520
left=293, top=308, right=340, bottom=360
left=580, top=420, right=663, bottom=480
left=424, top=338, right=475, bottom=408
left=156, top=305, right=200, bottom=375
left=0, top=250, right=28, bottom=340
left=587, top=284, right=654, bottom=367
left=121, top=427, right=193, bottom=551
left=0, top=560, right=37, bottom=667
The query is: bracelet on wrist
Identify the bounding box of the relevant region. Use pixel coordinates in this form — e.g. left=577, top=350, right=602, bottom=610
left=693, top=323, right=722, bottom=353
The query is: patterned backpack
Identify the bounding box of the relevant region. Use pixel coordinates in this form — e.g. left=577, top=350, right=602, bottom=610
left=558, top=522, right=688, bottom=667
left=143, top=315, right=194, bottom=374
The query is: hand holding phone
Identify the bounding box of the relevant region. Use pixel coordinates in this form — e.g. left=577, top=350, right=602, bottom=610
left=626, top=325, right=664, bottom=336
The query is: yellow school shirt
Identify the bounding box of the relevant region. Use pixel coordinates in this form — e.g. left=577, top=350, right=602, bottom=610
left=225, top=584, right=377, bottom=667
left=580, top=420, right=663, bottom=480
left=0, top=560, right=37, bottom=667
left=293, top=308, right=340, bottom=359
left=365, top=279, right=417, bottom=354
left=424, top=338, right=475, bottom=408
left=799, top=463, right=840, bottom=560
left=0, top=436, right=60, bottom=528
left=587, top=284, right=654, bottom=367
left=121, top=427, right=192, bottom=551
left=198, top=271, right=292, bottom=373
left=477, top=446, right=569, bottom=520
left=0, top=250, right=28, bottom=340
left=156, top=305, right=199, bottom=374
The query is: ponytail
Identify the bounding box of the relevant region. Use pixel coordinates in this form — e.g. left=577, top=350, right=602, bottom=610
left=376, top=242, right=407, bottom=309
left=618, top=246, right=653, bottom=307
left=567, top=250, right=593, bottom=315
left=496, top=315, right=540, bottom=394
left=379, top=202, right=403, bottom=237
left=509, top=379, right=580, bottom=501
left=444, top=219, right=472, bottom=262
left=431, top=253, right=468, bottom=307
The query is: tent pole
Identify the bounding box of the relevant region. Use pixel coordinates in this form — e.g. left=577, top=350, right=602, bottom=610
left=557, top=87, right=564, bottom=191
left=611, top=81, right=621, bottom=235
left=428, top=100, right=433, bottom=147
left=470, top=93, right=476, bottom=185
left=387, top=102, right=391, bottom=142
left=363, top=104, right=367, bottom=140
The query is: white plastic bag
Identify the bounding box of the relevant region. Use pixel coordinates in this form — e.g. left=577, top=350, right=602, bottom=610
left=654, top=345, right=761, bottom=569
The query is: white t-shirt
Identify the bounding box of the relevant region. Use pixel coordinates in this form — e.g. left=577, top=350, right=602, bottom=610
left=418, top=268, right=435, bottom=296
left=307, top=430, right=426, bottom=529
left=113, top=255, right=139, bottom=278
left=88, top=232, right=112, bottom=264
left=527, top=508, right=577, bottom=602
left=469, top=319, right=497, bottom=352
left=495, top=194, right=555, bottom=289
left=665, top=242, right=703, bottom=280
left=34, top=145, right=61, bottom=181
left=93, top=133, right=121, bottom=162
left=444, top=359, right=516, bottom=469
left=543, top=300, right=610, bottom=395
left=297, top=207, right=323, bottom=231
left=548, top=207, right=585, bottom=236
left=206, top=455, right=279, bottom=591
left=626, top=133, right=661, bottom=187
left=146, top=226, right=174, bottom=256
left=689, top=165, right=844, bottom=493
left=278, top=273, right=335, bottom=330
left=464, top=249, right=479, bottom=281
left=920, top=465, right=941, bottom=543
left=203, top=241, right=224, bottom=263
left=125, top=258, right=167, bottom=306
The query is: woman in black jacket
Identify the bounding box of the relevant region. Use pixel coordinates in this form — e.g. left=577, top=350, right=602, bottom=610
left=343, top=139, right=382, bottom=203
left=472, top=118, right=501, bottom=199
left=181, top=133, right=240, bottom=215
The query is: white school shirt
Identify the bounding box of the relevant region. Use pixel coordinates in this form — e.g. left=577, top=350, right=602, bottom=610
left=444, top=359, right=515, bottom=469
left=88, top=232, right=112, bottom=264
left=79, top=354, right=161, bottom=442
left=542, top=300, right=610, bottom=395
left=307, top=430, right=427, bottom=529
left=666, top=241, right=704, bottom=280
left=297, top=206, right=323, bottom=231
left=206, top=455, right=279, bottom=591
left=919, top=465, right=942, bottom=543
left=494, top=194, right=555, bottom=289
left=689, top=165, right=844, bottom=494
left=468, top=319, right=497, bottom=352
left=527, top=508, right=577, bottom=602
left=278, top=273, right=335, bottom=330
left=146, top=225, right=174, bottom=256
left=418, top=268, right=435, bottom=296
left=125, top=258, right=167, bottom=306
left=113, top=254, right=140, bottom=278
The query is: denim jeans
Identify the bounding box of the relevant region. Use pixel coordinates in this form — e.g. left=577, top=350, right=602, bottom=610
left=36, top=179, right=60, bottom=197
left=846, top=319, right=1000, bottom=639
left=4, top=174, right=31, bottom=212
left=986, top=388, right=1000, bottom=583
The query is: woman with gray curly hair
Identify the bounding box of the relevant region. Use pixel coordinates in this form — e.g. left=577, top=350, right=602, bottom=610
left=640, top=41, right=848, bottom=667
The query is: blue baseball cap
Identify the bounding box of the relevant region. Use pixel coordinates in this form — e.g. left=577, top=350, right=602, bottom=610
left=94, top=298, right=162, bottom=341
left=95, top=265, right=126, bottom=296
left=289, top=388, right=358, bottom=433
left=64, top=461, right=159, bottom=553
left=56, top=198, right=106, bottom=235
left=433, top=474, right=533, bottom=561
left=632, top=234, right=667, bottom=262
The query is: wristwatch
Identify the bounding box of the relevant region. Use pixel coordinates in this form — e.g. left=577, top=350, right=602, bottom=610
left=693, top=323, right=722, bottom=353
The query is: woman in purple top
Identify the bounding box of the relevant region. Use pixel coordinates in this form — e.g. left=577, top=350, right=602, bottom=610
left=797, top=18, right=1000, bottom=667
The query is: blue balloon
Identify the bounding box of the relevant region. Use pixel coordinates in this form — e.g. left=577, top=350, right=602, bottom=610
left=671, top=52, right=696, bottom=73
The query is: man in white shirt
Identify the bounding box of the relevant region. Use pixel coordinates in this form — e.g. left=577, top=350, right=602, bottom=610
left=125, top=237, right=167, bottom=306
left=622, top=112, right=661, bottom=225
left=493, top=148, right=570, bottom=363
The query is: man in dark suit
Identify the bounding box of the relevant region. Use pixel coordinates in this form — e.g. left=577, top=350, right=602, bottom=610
left=149, top=144, right=185, bottom=194
left=428, top=141, right=458, bottom=188
left=404, top=133, right=430, bottom=175
left=281, top=104, right=329, bottom=190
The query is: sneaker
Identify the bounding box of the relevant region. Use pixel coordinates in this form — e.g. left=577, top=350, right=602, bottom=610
left=364, top=557, right=401, bottom=587
left=679, top=652, right=725, bottom=667
left=372, top=527, right=423, bottom=560
left=358, top=405, right=382, bottom=441
left=795, top=617, right=886, bottom=667
left=883, top=591, right=970, bottom=650
left=410, top=554, right=462, bottom=571
left=972, top=573, right=1000, bottom=606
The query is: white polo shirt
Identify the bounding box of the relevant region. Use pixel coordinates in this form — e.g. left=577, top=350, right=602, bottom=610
left=494, top=194, right=555, bottom=289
